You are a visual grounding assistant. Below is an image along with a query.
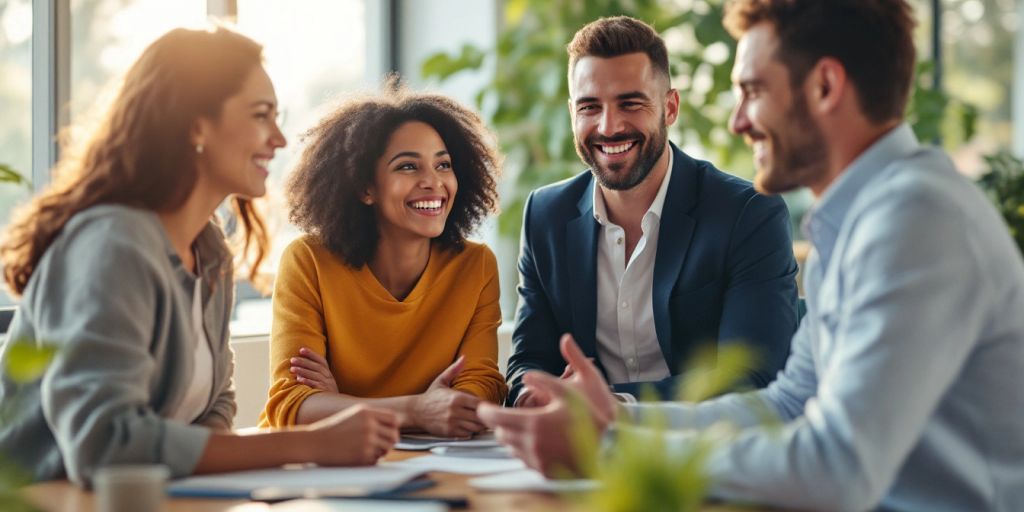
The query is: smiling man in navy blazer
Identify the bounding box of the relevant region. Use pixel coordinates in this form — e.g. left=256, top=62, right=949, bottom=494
left=506, top=16, right=799, bottom=406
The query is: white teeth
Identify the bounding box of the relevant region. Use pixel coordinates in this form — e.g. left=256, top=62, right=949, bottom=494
left=254, top=158, right=270, bottom=168
left=410, top=200, right=443, bottom=210
left=601, top=142, right=634, bottom=155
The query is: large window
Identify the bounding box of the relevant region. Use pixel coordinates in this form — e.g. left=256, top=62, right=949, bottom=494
left=230, top=0, right=370, bottom=334
left=938, top=0, right=1017, bottom=170
left=0, top=0, right=377, bottom=325
left=0, top=0, right=32, bottom=307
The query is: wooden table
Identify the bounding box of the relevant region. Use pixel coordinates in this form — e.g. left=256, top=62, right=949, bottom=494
left=23, top=450, right=753, bottom=511
left=24, top=450, right=564, bottom=512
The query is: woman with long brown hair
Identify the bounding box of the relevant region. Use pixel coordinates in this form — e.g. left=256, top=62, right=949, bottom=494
left=0, top=27, right=397, bottom=487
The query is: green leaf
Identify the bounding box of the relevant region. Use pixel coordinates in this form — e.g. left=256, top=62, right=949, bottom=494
left=677, top=343, right=759, bottom=402
left=420, top=44, right=485, bottom=81
left=0, top=164, right=31, bottom=189
left=4, top=341, right=56, bottom=384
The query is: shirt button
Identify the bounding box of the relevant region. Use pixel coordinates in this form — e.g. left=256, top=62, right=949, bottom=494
left=616, top=237, right=623, bottom=245
left=621, top=301, right=629, bottom=309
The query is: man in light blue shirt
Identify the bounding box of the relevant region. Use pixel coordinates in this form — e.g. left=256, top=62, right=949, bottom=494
left=478, top=1, right=1024, bottom=510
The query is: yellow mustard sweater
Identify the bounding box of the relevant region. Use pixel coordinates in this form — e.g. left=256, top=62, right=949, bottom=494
left=260, top=236, right=507, bottom=427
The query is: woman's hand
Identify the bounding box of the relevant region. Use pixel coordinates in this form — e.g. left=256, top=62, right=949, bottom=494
left=290, top=347, right=339, bottom=393
left=306, top=404, right=400, bottom=466
left=410, top=356, right=488, bottom=438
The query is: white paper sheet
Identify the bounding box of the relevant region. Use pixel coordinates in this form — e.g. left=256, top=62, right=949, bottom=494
left=395, top=432, right=501, bottom=451
left=385, top=454, right=526, bottom=475
left=429, top=445, right=513, bottom=459
left=269, top=499, right=446, bottom=512
left=167, top=465, right=424, bottom=498
left=469, top=469, right=600, bottom=492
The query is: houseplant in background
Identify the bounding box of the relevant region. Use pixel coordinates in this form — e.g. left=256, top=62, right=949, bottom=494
left=977, top=151, right=1024, bottom=256
left=421, top=0, right=977, bottom=243
left=421, top=0, right=739, bottom=239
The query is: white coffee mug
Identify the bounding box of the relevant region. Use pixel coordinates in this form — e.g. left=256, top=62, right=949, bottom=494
left=94, top=464, right=169, bottom=512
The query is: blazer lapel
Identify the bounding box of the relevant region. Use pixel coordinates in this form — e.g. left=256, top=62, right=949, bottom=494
left=567, top=178, right=600, bottom=359
left=652, top=144, right=699, bottom=361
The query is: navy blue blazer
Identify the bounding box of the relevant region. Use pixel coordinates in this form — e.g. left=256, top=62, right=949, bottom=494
left=506, top=144, right=799, bottom=404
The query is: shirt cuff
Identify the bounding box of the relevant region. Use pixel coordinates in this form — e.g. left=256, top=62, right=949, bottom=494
left=614, top=392, right=637, bottom=404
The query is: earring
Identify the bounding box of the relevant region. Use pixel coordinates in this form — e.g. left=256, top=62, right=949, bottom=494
left=195, top=143, right=204, bottom=154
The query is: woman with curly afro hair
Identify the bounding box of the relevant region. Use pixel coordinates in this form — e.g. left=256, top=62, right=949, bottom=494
left=260, top=80, right=507, bottom=437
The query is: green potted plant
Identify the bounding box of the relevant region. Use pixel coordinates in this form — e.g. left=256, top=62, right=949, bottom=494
left=555, top=344, right=776, bottom=511
left=977, top=151, right=1024, bottom=256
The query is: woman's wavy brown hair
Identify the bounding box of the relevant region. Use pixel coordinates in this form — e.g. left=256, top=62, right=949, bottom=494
left=287, top=79, right=501, bottom=267
left=1, top=27, right=270, bottom=297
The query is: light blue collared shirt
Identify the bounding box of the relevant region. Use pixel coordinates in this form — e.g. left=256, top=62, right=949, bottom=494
left=627, top=125, right=1024, bottom=511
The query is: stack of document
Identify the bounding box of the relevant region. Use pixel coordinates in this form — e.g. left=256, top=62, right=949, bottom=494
left=395, top=432, right=502, bottom=451
left=269, top=499, right=446, bottom=511
left=167, top=465, right=425, bottom=500
left=390, top=432, right=600, bottom=492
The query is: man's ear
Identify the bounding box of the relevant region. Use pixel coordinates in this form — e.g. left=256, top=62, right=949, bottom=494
left=807, top=57, right=847, bottom=116
left=664, top=88, right=681, bottom=126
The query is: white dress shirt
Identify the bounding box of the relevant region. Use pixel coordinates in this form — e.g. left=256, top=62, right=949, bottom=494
left=592, top=151, right=673, bottom=385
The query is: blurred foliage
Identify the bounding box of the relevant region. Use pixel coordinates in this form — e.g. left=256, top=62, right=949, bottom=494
left=977, top=152, right=1024, bottom=256
left=0, top=340, right=56, bottom=512
left=0, top=458, right=33, bottom=512
left=2, top=341, right=55, bottom=385
left=906, top=61, right=979, bottom=144
left=0, top=164, right=30, bottom=190
left=422, top=0, right=977, bottom=240
left=560, top=343, right=776, bottom=511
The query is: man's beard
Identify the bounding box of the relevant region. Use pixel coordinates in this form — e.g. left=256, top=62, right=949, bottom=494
left=754, top=91, right=828, bottom=195
left=577, top=122, right=668, bottom=191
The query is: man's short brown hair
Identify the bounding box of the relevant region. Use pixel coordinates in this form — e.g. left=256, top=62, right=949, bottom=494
left=724, top=0, right=916, bottom=124
left=567, top=16, right=670, bottom=84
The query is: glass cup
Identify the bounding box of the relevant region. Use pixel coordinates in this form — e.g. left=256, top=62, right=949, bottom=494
left=93, top=464, right=169, bottom=512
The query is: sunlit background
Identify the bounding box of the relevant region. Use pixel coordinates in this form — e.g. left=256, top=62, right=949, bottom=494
left=1, top=0, right=1021, bottom=337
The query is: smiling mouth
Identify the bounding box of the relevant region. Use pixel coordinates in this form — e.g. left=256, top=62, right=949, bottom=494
left=253, top=156, right=272, bottom=175
left=407, top=198, right=447, bottom=216
left=595, top=141, right=637, bottom=155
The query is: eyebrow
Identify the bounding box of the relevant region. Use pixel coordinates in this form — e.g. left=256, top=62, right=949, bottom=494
left=387, top=150, right=449, bottom=165
left=574, top=91, right=651, bottom=105
left=249, top=100, right=276, bottom=109
left=734, top=79, right=765, bottom=90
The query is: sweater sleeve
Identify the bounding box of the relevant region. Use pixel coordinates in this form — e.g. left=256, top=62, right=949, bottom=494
left=450, top=246, right=508, bottom=404
left=261, top=239, right=326, bottom=426
left=31, top=216, right=210, bottom=485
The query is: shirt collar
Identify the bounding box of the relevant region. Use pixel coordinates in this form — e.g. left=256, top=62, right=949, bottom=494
left=593, top=148, right=674, bottom=226
left=158, top=217, right=232, bottom=282
left=803, top=123, right=920, bottom=267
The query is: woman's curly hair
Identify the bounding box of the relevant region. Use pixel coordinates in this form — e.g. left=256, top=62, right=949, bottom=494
left=286, top=80, right=502, bottom=268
